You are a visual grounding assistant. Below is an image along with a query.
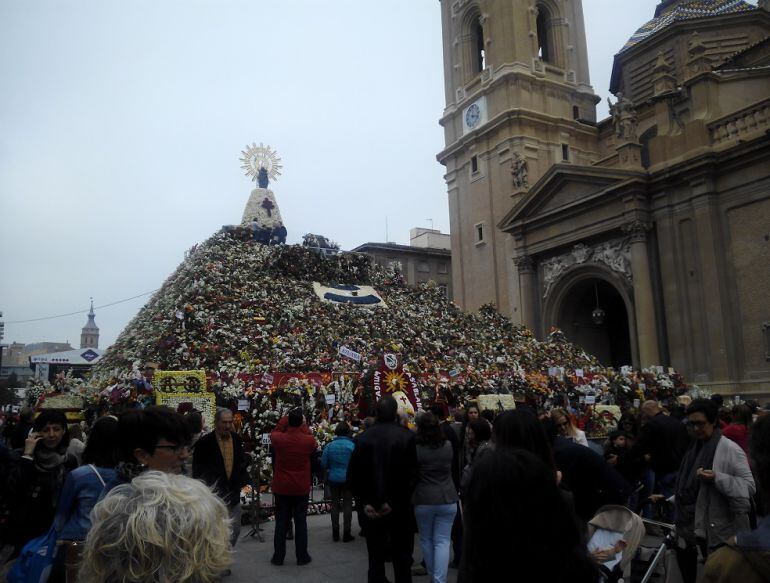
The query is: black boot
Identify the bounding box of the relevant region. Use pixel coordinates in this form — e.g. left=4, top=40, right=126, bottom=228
left=332, top=527, right=340, bottom=542
left=343, top=531, right=355, bottom=542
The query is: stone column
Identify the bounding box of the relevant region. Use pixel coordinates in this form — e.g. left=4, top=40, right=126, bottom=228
left=623, top=221, right=661, bottom=367
left=514, top=255, right=538, bottom=332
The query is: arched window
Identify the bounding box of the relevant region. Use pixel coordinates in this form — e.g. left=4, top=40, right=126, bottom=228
left=472, top=21, right=486, bottom=74
left=536, top=7, right=552, bottom=63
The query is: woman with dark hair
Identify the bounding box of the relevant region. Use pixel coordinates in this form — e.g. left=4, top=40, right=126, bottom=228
left=413, top=412, right=457, bottom=583
left=617, top=411, right=640, bottom=442
left=493, top=409, right=556, bottom=473
left=703, top=415, right=770, bottom=582
left=49, top=416, right=121, bottom=582
left=5, top=410, right=78, bottom=555
left=458, top=403, right=480, bottom=471
left=675, top=399, right=755, bottom=583
left=460, top=448, right=597, bottom=582
left=459, top=420, right=493, bottom=494
left=320, top=421, right=355, bottom=542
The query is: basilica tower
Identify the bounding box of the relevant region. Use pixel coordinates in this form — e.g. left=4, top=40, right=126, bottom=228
left=437, top=0, right=600, bottom=318
left=80, top=299, right=99, bottom=349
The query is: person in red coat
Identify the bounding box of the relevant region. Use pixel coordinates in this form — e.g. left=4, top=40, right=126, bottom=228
left=270, top=408, right=318, bottom=566
left=722, top=404, right=753, bottom=457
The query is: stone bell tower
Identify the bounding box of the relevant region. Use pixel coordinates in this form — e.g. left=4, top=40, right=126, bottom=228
left=437, top=0, right=600, bottom=318
left=80, top=299, right=99, bottom=349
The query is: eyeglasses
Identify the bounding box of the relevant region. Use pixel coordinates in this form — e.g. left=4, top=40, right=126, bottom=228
left=154, top=444, right=189, bottom=454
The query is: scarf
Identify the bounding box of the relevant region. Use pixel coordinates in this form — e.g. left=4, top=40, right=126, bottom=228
left=675, top=428, right=721, bottom=541
left=677, top=428, right=721, bottom=507
left=33, top=444, right=69, bottom=472
left=115, top=461, right=145, bottom=482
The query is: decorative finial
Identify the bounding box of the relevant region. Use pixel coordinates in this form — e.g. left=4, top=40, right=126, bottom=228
left=89, top=297, right=94, bottom=315
left=239, top=143, right=282, bottom=187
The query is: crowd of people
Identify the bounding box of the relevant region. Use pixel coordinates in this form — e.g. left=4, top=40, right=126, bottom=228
left=0, top=393, right=768, bottom=583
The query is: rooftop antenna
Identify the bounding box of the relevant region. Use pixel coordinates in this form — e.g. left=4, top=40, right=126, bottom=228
left=426, top=218, right=434, bottom=230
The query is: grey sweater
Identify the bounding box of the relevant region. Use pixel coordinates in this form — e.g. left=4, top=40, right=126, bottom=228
left=413, top=442, right=459, bottom=506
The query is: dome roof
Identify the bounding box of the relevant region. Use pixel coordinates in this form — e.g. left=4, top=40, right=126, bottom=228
left=621, top=0, right=755, bottom=53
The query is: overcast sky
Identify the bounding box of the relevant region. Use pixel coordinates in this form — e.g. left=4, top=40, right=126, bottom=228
left=1, top=0, right=671, bottom=348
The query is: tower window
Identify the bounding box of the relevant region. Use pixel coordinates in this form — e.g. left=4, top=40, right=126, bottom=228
left=475, top=223, right=484, bottom=243
left=573, top=106, right=580, bottom=120
left=474, top=22, right=486, bottom=73
left=561, top=144, right=570, bottom=161
left=536, top=8, right=551, bottom=62
left=471, top=155, right=479, bottom=173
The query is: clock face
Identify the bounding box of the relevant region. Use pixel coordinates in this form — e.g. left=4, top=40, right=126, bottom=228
left=465, top=103, right=481, bottom=128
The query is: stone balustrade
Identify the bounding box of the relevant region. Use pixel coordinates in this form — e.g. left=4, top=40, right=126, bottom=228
left=709, top=99, right=770, bottom=145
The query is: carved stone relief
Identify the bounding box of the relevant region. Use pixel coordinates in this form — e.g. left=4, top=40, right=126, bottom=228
left=541, top=239, right=632, bottom=299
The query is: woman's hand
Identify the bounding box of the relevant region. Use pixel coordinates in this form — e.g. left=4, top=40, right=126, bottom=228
left=24, top=432, right=41, bottom=456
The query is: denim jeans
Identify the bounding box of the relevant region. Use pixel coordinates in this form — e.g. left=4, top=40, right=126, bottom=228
left=414, top=503, right=457, bottom=583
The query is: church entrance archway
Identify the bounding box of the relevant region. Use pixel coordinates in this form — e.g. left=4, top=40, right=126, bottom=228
left=555, top=277, right=633, bottom=369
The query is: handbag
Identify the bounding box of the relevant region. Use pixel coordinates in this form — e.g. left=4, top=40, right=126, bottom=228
left=6, top=525, right=58, bottom=583
left=8, top=465, right=105, bottom=583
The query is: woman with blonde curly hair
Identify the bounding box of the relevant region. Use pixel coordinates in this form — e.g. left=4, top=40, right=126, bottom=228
left=78, top=471, right=232, bottom=583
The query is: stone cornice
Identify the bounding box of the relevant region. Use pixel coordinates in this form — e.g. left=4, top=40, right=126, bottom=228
left=437, top=107, right=600, bottom=164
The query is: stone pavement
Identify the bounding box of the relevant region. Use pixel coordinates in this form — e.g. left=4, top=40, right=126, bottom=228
left=228, top=513, right=459, bottom=583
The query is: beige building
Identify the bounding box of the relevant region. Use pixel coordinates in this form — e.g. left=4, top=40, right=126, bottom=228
left=353, top=228, right=453, bottom=300
left=438, top=0, right=770, bottom=395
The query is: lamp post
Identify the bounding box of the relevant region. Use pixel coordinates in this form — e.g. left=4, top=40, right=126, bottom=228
left=591, top=284, right=606, bottom=326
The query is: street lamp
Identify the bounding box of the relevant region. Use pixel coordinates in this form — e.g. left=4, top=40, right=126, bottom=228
left=591, top=284, right=606, bottom=326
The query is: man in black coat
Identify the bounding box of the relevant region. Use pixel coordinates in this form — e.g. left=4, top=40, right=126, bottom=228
left=634, top=400, right=690, bottom=518
left=348, top=395, right=418, bottom=583
left=552, top=435, right=632, bottom=522
left=193, top=408, right=249, bottom=546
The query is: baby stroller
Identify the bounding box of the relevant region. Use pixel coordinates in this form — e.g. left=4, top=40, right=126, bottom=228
left=587, top=505, right=645, bottom=582
left=629, top=518, right=683, bottom=583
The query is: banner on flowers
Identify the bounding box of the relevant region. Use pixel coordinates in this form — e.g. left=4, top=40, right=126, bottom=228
left=312, top=283, right=387, bottom=308
left=156, top=391, right=216, bottom=429
left=478, top=394, right=516, bottom=412
left=154, top=370, right=208, bottom=393
left=372, top=353, right=421, bottom=412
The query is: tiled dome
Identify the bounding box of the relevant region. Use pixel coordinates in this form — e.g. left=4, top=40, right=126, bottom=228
left=621, top=0, right=755, bottom=52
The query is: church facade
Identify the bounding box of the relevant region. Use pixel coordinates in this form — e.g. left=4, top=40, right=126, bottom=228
left=438, top=0, right=770, bottom=396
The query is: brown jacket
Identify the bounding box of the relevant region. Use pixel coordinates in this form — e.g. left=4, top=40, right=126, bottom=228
left=703, top=544, right=770, bottom=583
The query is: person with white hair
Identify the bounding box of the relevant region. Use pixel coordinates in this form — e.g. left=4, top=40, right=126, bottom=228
left=78, top=470, right=232, bottom=583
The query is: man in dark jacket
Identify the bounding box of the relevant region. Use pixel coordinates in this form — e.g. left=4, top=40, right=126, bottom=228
left=192, top=408, right=249, bottom=546
left=634, top=400, right=690, bottom=517
left=552, top=435, right=632, bottom=522
left=269, top=408, right=318, bottom=566
left=348, top=395, right=418, bottom=583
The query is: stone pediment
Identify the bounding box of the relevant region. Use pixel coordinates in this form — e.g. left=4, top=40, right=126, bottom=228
left=499, top=165, right=645, bottom=232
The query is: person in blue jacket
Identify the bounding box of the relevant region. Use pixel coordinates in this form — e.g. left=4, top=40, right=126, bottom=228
left=49, top=416, right=120, bottom=582
left=321, top=421, right=356, bottom=542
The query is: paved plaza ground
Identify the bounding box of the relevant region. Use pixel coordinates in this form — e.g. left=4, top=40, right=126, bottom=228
left=229, top=512, right=459, bottom=583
